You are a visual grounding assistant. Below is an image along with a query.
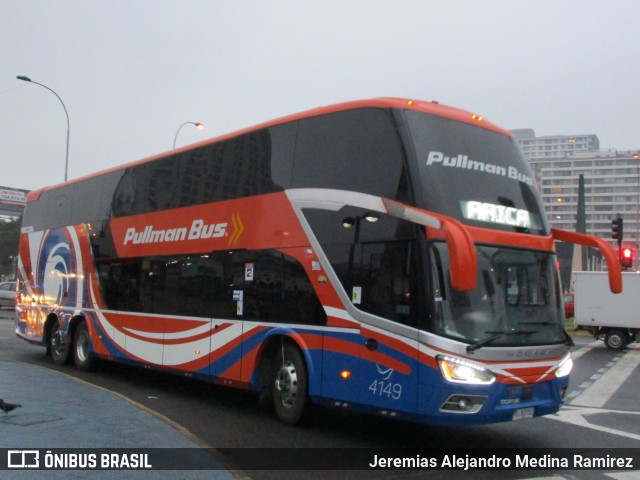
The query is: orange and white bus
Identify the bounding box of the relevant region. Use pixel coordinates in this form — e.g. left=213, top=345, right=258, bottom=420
left=15, top=98, right=621, bottom=425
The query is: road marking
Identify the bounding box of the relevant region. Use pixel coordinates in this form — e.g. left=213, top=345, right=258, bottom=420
left=606, top=473, right=640, bottom=480
left=524, top=477, right=565, bottom=480
left=548, top=406, right=640, bottom=441
left=548, top=344, right=640, bottom=442
left=569, top=343, right=594, bottom=362
left=570, top=351, right=640, bottom=408
left=563, top=344, right=599, bottom=399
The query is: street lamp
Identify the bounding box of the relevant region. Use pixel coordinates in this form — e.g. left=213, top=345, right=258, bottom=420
left=173, top=121, right=204, bottom=149
left=16, top=75, right=70, bottom=182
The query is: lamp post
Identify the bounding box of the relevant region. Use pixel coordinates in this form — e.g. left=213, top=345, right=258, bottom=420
left=173, top=122, right=204, bottom=149
left=16, top=75, right=70, bottom=182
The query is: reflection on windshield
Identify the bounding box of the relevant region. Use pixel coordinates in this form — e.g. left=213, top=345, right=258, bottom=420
left=429, top=243, right=565, bottom=347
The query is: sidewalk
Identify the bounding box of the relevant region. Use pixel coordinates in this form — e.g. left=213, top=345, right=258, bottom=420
left=0, top=310, right=235, bottom=479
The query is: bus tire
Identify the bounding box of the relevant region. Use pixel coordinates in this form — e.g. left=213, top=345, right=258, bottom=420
left=604, top=330, right=627, bottom=351
left=272, top=343, right=308, bottom=425
left=73, top=321, right=97, bottom=371
left=49, top=318, right=69, bottom=365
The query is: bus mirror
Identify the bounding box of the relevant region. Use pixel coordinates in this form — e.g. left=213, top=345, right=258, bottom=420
left=551, top=228, right=622, bottom=294
left=434, top=215, right=478, bottom=291
left=382, top=199, right=477, bottom=291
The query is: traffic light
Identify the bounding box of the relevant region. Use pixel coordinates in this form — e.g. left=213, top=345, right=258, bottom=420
left=621, top=247, right=634, bottom=269
left=611, top=215, right=623, bottom=246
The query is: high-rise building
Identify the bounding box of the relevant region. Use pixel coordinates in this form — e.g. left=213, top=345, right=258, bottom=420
left=513, top=129, right=640, bottom=272
left=512, top=129, right=600, bottom=161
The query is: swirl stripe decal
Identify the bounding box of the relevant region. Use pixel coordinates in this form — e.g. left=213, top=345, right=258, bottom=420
left=88, top=276, right=244, bottom=367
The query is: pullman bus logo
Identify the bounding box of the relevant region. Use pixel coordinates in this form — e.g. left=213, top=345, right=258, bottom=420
left=121, top=214, right=244, bottom=247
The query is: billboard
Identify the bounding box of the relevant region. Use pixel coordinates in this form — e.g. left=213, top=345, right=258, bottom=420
left=0, top=186, right=28, bottom=218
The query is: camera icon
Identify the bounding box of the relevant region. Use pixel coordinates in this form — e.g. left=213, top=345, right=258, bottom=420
left=7, top=450, right=40, bottom=468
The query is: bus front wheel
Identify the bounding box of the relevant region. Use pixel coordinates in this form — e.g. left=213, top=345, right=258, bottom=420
left=272, top=343, right=308, bottom=425
left=73, top=322, right=96, bottom=371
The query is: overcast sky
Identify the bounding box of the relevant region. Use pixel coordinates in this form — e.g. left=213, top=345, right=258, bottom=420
left=2, top=0, right=639, bottom=191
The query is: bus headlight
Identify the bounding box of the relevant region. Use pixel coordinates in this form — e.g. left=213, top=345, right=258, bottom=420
left=555, top=353, right=573, bottom=378
left=437, top=355, right=496, bottom=385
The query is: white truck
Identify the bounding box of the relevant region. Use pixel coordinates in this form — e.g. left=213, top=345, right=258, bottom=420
left=574, top=271, right=638, bottom=351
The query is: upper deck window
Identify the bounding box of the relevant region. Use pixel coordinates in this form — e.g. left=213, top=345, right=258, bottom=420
left=291, top=108, right=411, bottom=202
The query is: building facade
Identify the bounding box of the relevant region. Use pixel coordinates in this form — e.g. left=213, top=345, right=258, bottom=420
left=513, top=130, right=640, bottom=272
left=531, top=151, right=640, bottom=243
left=512, top=129, right=600, bottom=161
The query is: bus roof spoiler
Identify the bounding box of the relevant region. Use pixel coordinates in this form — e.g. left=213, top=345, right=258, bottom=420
left=551, top=228, right=622, bottom=294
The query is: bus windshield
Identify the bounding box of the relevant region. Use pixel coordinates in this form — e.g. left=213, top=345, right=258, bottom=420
left=407, top=111, right=548, bottom=235
left=429, top=242, right=566, bottom=348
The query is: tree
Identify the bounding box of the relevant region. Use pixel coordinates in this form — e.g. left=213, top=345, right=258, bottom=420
left=0, top=217, right=21, bottom=279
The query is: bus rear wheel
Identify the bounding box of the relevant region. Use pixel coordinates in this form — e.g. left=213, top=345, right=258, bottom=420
left=73, top=322, right=96, bottom=371
left=272, top=343, right=308, bottom=425
left=49, top=318, right=69, bottom=365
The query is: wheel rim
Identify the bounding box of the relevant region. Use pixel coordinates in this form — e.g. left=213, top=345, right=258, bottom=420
left=608, top=334, right=623, bottom=349
left=275, top=360, right=298, bottom=408
left=76, top=330, right=89, bottom=363
left=51, top=329, right=66, bottom=357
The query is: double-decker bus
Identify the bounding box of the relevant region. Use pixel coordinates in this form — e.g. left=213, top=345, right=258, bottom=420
left=15, top=98, right=621, bottom=426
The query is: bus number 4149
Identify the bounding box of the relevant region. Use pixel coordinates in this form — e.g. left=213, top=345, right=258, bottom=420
left=369, top=380, right=402, bottom=400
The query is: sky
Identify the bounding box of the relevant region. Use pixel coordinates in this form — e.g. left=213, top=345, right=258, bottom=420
left=1, top=0, right=639, bottom=191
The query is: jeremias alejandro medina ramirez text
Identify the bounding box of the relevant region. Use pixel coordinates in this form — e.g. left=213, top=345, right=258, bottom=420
left=369, top=453, right=635, bottom=470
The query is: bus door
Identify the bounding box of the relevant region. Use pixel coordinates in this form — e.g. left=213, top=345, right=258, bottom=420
left=358, top=322, right=419, bottom=416
left=200, top=252, right=243, bottom=382
left=351, top=238, right=421, bottom=416
left=297, top=200, right=422, bottom=413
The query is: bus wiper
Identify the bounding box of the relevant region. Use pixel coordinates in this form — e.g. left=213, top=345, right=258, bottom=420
left=518, top=321, right=575, bottom=347
left=466, top=329, right=539, bottom=353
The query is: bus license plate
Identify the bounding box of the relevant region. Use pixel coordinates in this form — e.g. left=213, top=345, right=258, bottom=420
left=512, top=407, right=534, bottom=420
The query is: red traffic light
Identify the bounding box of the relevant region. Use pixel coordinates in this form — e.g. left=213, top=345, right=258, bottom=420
left=621, top=247, right=634, bottom=269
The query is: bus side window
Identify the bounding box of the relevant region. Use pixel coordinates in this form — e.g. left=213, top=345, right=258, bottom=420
left=302, top=208, right=420, bottom=326
left=226, top=249, right=326, bottom=325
